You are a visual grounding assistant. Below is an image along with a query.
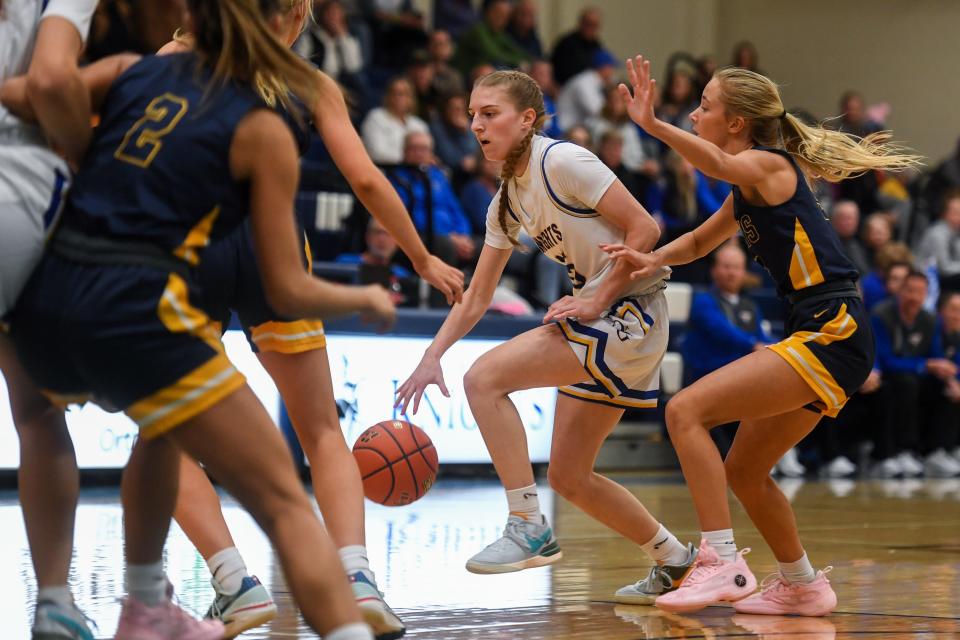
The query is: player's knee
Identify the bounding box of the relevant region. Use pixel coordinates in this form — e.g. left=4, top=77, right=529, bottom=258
left=664, top=391, right=697, bottom=437
left=547, top=465, right=587, bottom=501
left=724, top=460, right=767, bottom=496
left=463, top=360, right=494, bottom=398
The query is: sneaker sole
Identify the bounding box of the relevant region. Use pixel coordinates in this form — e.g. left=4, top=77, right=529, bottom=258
left=611, top=592, right=658, bottom=605
left=359, top=603, right=406, bottom=640
left=222, top=604, right=279, bottom=639
left=465, top=550, right=563, bottom=574
left=33, top=635, right=93, bottom=640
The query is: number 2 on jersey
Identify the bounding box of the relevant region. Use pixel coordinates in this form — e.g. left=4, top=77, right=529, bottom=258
left=114, top=93, right=189, bottom=168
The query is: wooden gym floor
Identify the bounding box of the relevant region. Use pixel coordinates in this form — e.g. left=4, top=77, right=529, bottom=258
left=2, top=474, right=958, bottom=638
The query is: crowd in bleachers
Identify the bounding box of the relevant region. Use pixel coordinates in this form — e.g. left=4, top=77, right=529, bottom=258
left=83, top=0, right=960, bottom=479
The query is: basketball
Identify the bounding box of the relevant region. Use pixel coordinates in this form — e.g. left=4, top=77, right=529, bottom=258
left=352, top=420, right=439, bottom=506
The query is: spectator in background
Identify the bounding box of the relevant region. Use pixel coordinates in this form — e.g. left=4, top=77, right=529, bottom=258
left=563, top=124, right=593, bottom=150
left=555, top=48, right=616, bottom=131
left=653, top=150, right=698, bottom=237
left=389, top=131, right=476, bottom=267
left=916, top=191, right=960, bottom=291
left=596, top=131, right=643, bottom=202
left=730, top=40, right=762, bottom=73
left=877, top=168, right=915, bottom=242
left=925, top=137, right=960, bottom=219
left=469, top=63, right=497, bottom=88
left=657, top=61, right=698, bottom=132
left=587, top=85, right=660, bottom=181
left=369, top=0, right=428, bottom=70
left=432, top=0, right=477, bottom=39
left=831, top=200, right=870, bottom=275
left=459, top=154, right=502, bottom=236
left=528, top=59, right=563, bottom=139
left=453, top=0, right=530, bottom=76
left=682, top=242, right=773, bottom=458
left=861, top=247, right=912, bottom=311
left=930, top=292, right=960, bottom=476
left=85, top=0, right=184, bottom=59
left=834, top=90, right=883, bottom=214
left=872, top=271, right=958, bottom=477
left=862, top=212, right=894, bottom=270
left=550, top=6, right=603, bottom=86
left=507, top=0, right=543, bottom=59
left=405, top=50, right=438, bottom=120
left=295, top=1, right=364, bottom=86
left=427, top=30, right=465, bottom=98
left=430, top=93, right=479, bottom=179
left=361, top=76, right=428, bottom=164
left=335, top=216, right=412, bottom=279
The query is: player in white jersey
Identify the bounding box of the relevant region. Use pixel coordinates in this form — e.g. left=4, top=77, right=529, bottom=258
left=0, top=2, right=98, bottom=638
left=396, top=70, right=698, bottom=601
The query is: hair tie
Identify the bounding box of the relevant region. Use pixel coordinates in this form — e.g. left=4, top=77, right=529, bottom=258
left=779, top=109, right=787, bottom=119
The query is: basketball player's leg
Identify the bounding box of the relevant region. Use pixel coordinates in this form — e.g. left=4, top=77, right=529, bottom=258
left=166, top=384, right=367, bottom=637
left=463, top=323, right=590, bottom=490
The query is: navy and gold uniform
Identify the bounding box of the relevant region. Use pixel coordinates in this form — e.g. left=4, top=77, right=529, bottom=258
left=732, top=147, right=874, bottom=416
left=198, top=96, right=326, bottom=355
left=10, top=53, right=273, bottom=438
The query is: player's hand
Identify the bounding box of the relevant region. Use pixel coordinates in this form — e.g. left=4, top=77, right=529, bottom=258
left=395, top=353, right=450, bottom=415
left=618, top=55, right=658, bottom=131
left=413, top=254, right=465, bottom=305
left=860, top=369, right=882, bottom=394
left=543, top=295, right=603, bottom=323
left=599, top=242, right=664, bottom=279
left=926, top=358, right=958, bottom=380
left=360, top=284, right=397, bottom=333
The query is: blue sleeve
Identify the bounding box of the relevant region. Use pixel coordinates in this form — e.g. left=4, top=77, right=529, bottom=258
left=695, top=171, right=730, bottom=214
left=689, top=293, right=759, bottom=352
left=753, top=304, right=773, bottom=343
left=871, top=315, right=927, bottom=375
left=430, top=121, right=461, bottom=170
left=435, top=170, right=471, bottom=235
left=931, top=323, right=945, bottom=359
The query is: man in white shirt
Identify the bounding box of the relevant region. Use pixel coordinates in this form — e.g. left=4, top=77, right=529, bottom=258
left=555, top=48, right=616, bottom=133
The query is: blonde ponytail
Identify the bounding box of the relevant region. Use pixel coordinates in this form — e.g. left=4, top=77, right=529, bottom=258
left=714, top=67, right=922, bottom=183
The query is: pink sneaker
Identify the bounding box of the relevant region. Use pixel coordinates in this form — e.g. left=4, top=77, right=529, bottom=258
left=655, top=541, right=757, bottom=613
left=114, top=597, right=224, bottom=640
left=733, top=568, right=837, bottom=616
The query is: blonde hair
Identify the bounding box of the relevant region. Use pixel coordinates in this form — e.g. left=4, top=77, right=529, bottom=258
left=186, top=0, right=317, bottom=113
left=474, top=70, right=547, bottom=247
left=714, top=67, right=922, bottom=183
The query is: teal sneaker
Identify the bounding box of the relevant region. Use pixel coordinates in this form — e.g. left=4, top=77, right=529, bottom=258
left=205, top=575, right=277, bottom=638
left=32, top=599, right=95, bottom=640
left=466, top=515, right=563, bottom=574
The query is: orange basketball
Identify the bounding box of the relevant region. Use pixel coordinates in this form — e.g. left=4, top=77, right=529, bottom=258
left=352, top=420, right=439, bottom=506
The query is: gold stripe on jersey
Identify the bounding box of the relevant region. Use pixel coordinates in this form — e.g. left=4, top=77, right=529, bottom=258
left=251, top=320, right=326, bottom=354
left=129, top=354, right=246, bottom=439
left=156, top=273, right=222, bottom=351
left=559, top=385, right=657, bottom=409
left=174, top=206, right=220, bottom=266
left=768, top=303, right=857, bottom=416
left=557, top=321, right=620, bottom=397
left=788, top=219, right=825, bottom=290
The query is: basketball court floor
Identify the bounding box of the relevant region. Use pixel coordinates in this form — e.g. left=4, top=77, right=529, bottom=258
left=2, top=473, right=958, bottom=638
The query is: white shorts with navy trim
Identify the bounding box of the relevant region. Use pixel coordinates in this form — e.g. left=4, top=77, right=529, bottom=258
left=557, top=288, right=668, bottom=409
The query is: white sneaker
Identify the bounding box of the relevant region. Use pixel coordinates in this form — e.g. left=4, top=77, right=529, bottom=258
left=951, top=447, right=960, bottom=465
left=897, top=451, right=925, bottom=477
left=775, top=448, right=806, bottom=478
left=925, top=449, right=960, bottom=478
left=827, top=478, right=855, bottom=498
left=871, top=457, right=903, bottom=478
left=824, top=456, right=857, bottom=478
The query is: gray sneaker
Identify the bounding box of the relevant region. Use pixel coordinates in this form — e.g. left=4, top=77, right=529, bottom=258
left=466, top=515, right=562, bottom=574
left=613, top=542, right=698, bottom=605
left=32, top=599, right=95, bottom=640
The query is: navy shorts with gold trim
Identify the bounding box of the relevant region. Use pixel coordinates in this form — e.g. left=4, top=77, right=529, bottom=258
left=10, top=253, right=246, bottom=439
left=768, top=294, right=874, bottom=417
left=199, top=221, right=325, bottom=355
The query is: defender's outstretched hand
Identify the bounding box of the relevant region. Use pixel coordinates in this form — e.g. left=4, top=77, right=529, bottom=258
left=395, top=354, right=450, bottom=415
left=414, top=255, right=465, bottom=305
left=600, top=242, right=665, bottom=280
left=618, top=55, right=658, bottom=130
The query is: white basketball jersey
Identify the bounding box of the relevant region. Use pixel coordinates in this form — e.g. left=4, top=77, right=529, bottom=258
left=484, top=135, right=669, bottom=301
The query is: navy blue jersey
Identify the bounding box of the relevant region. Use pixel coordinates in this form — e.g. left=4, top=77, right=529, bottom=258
left=62, top=53, right=268, bottom=264
left=732, top=148, right=858, bottom=298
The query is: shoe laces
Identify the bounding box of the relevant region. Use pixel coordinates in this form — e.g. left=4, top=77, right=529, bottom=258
left=499, top=517, right=540, bottom=550
left=760, top=566, right=832, bottom=598
left=684, top=546, right=749, bottom=586
left=632, top=564, right=672, bottom=592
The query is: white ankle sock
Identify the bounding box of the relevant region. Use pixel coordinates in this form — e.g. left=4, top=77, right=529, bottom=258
left=36, top=585, right=73, bottom=608
left=207, top=547, right=247, bottom=596
left=702, top=529, right=737, bottom=563
left=325, top=622, right=375, bottom=640
left=640, top=524, right=689, bottom=566
left=126, top=561, right=166, bottom=606
left=506, top=484, right=542, bottom=522
left=339, top=545, right=374, bottom=582
left=779, top=552, right=816, bottom=584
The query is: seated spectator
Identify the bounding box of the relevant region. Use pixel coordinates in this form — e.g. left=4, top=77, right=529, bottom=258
left=405, top=50, right=439, bottom=120
left=427, top=30, right=465, bottom=98
left=295, top=0, right=364, bottom=85
left=459, top=154, right=502, bottom=236
left=335, top=216, right=412, bottom=279
left=596, top=131, right=643, bottom=203
left=469, top=63, right=497, bottom=88
left=528, top=59, right=563, bottom=139
left=432, top=0, right=477, bottom=39
left=563, top=124, right=593, bottom=151
left=924, top=137, right=960, bottom=222
left=657, top=61, right=698, bottom=132
left=872, top=270, right=959, bottom=477
left=863, top=253, right=911, bottom=312
left=430, top=93, right=479, bottom=179
left=368, top=0, right=428, bottom=70
left=730, top=40, right=762, bottom=73
left=555, top=48, right=616, bottom=132
left=831, top=199, right=870, bottom=275
left=834, top=90, right=883, bottom=214
left=388, top=131, right=476, bottom=267
left=361, top=77, right=428, bottom=164
left=682, top=242, right=772, bottom=457
left=550, top=6, right=603, bottom=86
left=916, top=190, right=960, bottom=291
left=861, top=212, right=894, bottom=270
left=507, top=0, right=543, bottom=59
left=877, top=168, right=915, bottom=242
left=930, top=291, right=960, bottom=476
left=452, top=0, right=530, bottom=76
left=587, top=85, right=660, bottom=179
